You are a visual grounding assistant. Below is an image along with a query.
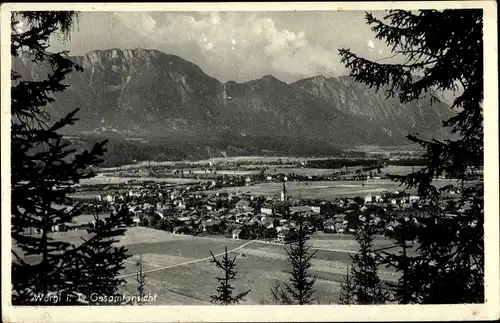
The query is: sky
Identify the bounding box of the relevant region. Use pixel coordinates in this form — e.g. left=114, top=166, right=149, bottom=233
left=48, top=11, right=394, bottom=83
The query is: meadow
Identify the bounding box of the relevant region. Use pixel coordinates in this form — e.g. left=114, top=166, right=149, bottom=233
left=15, top=227, right=403, bottom=305
left=211, top=177, right=458, bottom=200
left=79, top=174, right=202, bottom=185
left=114, top=228, right=400, bottom=305
left=212, top=180, right=411, bottom=199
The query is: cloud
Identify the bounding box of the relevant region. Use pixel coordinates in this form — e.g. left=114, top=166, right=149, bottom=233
left=142, top=15, right=156, bottom=31
left=47, top=11, right=391, bottom=83
left=367, top=39, right=375, bottom=52
left=113, top=12, right=339, bottom=81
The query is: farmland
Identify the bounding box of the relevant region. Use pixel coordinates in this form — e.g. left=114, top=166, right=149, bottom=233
left=114, top=229, right=401, bottom=305
left=208, top=177, right=457, bottom=200
left=79, top=174, right=203, bottom=185
left=15, top=227, right=399, bottom=305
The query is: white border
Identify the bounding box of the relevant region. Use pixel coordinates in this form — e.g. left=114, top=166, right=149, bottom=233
left=1, top=2, right=498, bottom=322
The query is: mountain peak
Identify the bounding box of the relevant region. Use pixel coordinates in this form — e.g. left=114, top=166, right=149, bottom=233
left=13, top=48, right=453, bottom=149
left=261, top=74, right=282, bottom=82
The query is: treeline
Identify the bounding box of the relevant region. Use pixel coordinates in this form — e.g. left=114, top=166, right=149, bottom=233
left=307, top=158, right=427, bottom=169
left=66, top=135, right=343, bottom=167
left=307, top=159, right=382, bottom=169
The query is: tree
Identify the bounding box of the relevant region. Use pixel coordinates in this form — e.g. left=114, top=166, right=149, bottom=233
left=380, top=216, right=418, bottom=304
left=349, top=215, right=387, bottom=304
left=338, top=266, right=356, bottom=305
left=269, top=280, right=293, bottom=305
left=278, top=218, right=318, bottom=305
left=209, top=247, right=251, bottom=305
left=339, top=9, right=484, bottom=304
left=353, top=196, right=364, bottom=206
left=135, top=254, right=148, bottom=305
left=67, top=203, right=131, bottom=305
left=10, top=11, right=130, bottom=305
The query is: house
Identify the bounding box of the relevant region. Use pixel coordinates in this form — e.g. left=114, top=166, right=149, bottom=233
left=235, top=199, right=251, bottom=209
left=323, top=219, right=336, bottom=232
left=290, top=206, right=314, bottom=217
left=333, top=214, right=346, bottom=223
left=311, top=206, right=321, bottom=214
left=176, top=216, right=192, bottom=223
left=364, top=194, right=374, bottom=204
left=262, top=220, right=274, bottom=229
left=260, top=206, right=273, bottom=215
left=277, top=229, right=289, bottom=242
left=290, top=205, right=311, bottom=214
left=132, top=216, right=141, bottom=226
left=202, top=220, right=222, bottom=233
left=232, top=229, right=242, bottom=239
left=409, top=195, right=420, bottom=204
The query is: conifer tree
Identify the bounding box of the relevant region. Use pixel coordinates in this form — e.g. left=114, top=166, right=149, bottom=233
left=209, top=247, right=251, bottom=305
left=10, top=11, right=130, bottom=305
left=70, top=203, right=131, bottom=305
left=381, top=216, right=418, bottom=304
left=269, top=280, right=293, bottom=305
left=136, top=254, right=148, bottom=305
left=279, top=218, right=318, bottom=305
left=338, top=266, right=356, bottom=305
left=349, top=215, right=387, bottom=304
left=339, top=9, right=484, bottom=303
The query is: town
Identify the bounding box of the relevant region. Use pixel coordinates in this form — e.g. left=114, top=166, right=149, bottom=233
left=48, top=161, right=467, bottom=246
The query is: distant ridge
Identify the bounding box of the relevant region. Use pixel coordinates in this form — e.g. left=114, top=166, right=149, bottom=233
left=13, top=48, right=454, bottom=158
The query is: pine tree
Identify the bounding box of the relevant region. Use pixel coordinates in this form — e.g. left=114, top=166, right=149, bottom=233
left=269, top=280, right=293, bottom=305
left=350, top=215, right=387, bottom=304
left=136, top=254, right=148, bottom=305
left=209, top=247, right=251, bottom=305
left=280, top=218, right=318, bottom=305
left=338, top=266, right=356, bottom=305
left=339, top=9, right=484, bottom=303
left=10, top=11, right=130, bottom=305
left=381, top=216, right=418, bottom=304
left=70, top=203, right=131, bottom=305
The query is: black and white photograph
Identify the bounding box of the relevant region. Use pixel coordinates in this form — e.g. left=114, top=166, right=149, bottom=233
left=1, top=1, right=498, bottom=322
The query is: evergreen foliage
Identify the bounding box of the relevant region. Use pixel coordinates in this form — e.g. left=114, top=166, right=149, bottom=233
left=269, top=280, right=293, bottom=305
left=10, top=11, right=130, bottom=305
left=136, top=254, right=148, bottom=305
left=339, top=9, right=484, bottom=303
left=274, top=218, right=318, bottom=305
left=338, top=266, right=356, bottom=305
left=209, top=247, right=251, bottom=305
left=348, top=215, right=387, bottom=304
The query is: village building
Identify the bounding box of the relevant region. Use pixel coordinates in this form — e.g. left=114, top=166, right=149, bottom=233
left=232, top=229, right=242, bottom=239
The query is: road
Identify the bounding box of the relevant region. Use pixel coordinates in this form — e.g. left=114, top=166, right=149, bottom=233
left=118, top=239, right=256, bottom=279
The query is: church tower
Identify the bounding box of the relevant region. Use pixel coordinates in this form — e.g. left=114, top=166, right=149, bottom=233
left=280, top=181, right=287, bottom=202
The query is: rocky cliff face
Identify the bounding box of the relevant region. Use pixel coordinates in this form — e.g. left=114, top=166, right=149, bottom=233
left=13, top=48, right=454, bottom=152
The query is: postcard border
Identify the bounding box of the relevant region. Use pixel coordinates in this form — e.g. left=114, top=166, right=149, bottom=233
left=1, top=2, right=498, bottom=322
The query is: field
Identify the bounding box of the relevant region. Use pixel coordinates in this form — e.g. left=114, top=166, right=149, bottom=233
left=211, top=177, right=458, bottom=200
left=212, top=180, right=410, bottom=199
left=80, top=174, right=202, bottom=185
left=14, top=227, right=401, bottom=305
left=180, top=169, right=260, bottom=176
left=381, top=165, right=424, bottom=175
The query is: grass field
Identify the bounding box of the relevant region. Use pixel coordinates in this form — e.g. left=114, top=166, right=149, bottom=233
left=212, top=180, right=410, bottom=199
left=211, top=178, right=457, bottom=200
left=14, top=227, right=402, bottom=305
left=80, top=175, right=202, bottom=185
left=264, top=168, right=338, bottom=176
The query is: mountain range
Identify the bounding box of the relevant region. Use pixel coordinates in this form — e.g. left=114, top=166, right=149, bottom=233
left=13, top=48, right=454, bottom=160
